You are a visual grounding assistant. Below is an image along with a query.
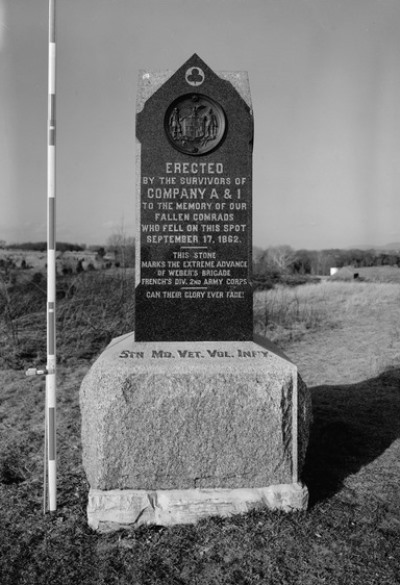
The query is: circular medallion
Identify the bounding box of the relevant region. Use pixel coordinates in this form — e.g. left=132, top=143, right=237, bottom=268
left=185, top=67, right=205, bottom=86
left=165, top=94, right=226, bottom=155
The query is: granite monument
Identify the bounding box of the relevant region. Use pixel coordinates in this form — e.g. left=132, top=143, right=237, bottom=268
left=80, top=54, right=311, bottom=532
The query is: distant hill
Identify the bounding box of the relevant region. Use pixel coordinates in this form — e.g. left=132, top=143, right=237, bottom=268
left=349, top=242, right=400, bottom=252
left=378, top=242, right=400, bottom=251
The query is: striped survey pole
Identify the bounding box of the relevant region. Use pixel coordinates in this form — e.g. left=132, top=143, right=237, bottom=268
left=46, top=0, right=57, bottom=512
left=25, top=0, right=57, bottom=512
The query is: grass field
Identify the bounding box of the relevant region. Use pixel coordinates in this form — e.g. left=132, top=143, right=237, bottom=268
left=255, top=280, right=400, bottom=384
left=1, top=272, right=400, bottom=584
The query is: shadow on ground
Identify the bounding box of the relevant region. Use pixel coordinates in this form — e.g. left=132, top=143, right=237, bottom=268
left=302, top=367, right=400, bottom=507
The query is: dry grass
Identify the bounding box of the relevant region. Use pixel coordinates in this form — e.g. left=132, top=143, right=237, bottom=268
left=254, top=282, right=335, bottom=344
left=1, top=274, right=400, bottom=584
left=1, top=364, right=399, bottom=584
left=0, top=269, right=135, bottom=369
left=255, top=281, right=400, bottom=384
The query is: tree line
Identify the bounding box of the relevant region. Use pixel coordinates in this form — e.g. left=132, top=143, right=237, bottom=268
left=3, top=240, right=400, bottom=278
left=253, top=245, right=400, bottom=279
left=3, top=241, right=85, bottom=253
left=1, top=235, right=136, bottom=269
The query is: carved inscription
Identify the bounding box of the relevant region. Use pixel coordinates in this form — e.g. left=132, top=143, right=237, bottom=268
left=141, top=162, right=249, bottom=300
left=119, top=348, right=269, bottom=359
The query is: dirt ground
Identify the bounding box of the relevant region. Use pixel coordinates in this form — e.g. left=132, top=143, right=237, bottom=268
left=284, top=290, right=400, bottom=525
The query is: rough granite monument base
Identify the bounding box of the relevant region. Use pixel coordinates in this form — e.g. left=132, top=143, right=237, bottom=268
left=80, top=332, right=311, bottom=532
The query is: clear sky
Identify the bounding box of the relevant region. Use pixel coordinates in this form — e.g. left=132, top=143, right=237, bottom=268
left=1, top=0, right=400, bottom=250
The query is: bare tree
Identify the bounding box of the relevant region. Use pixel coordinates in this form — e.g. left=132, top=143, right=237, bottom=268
left=106, top=229, right=135, bottom=268
left=265, top=245, right=295, bottom=272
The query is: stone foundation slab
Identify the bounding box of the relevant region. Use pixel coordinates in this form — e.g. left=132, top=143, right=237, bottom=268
left=88, top=483, right=309, bottom=532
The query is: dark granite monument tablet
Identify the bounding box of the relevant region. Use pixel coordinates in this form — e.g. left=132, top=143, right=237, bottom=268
left=135, top=54, right=253, bottom=341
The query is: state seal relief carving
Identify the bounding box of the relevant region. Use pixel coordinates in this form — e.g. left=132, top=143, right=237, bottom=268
left=165, top=94, right=226, bottom=155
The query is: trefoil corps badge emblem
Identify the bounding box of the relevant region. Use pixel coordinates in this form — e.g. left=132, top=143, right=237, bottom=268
left=185, top=67, right=205, bottom=86
left=165, top=94, right=226, bottom=155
